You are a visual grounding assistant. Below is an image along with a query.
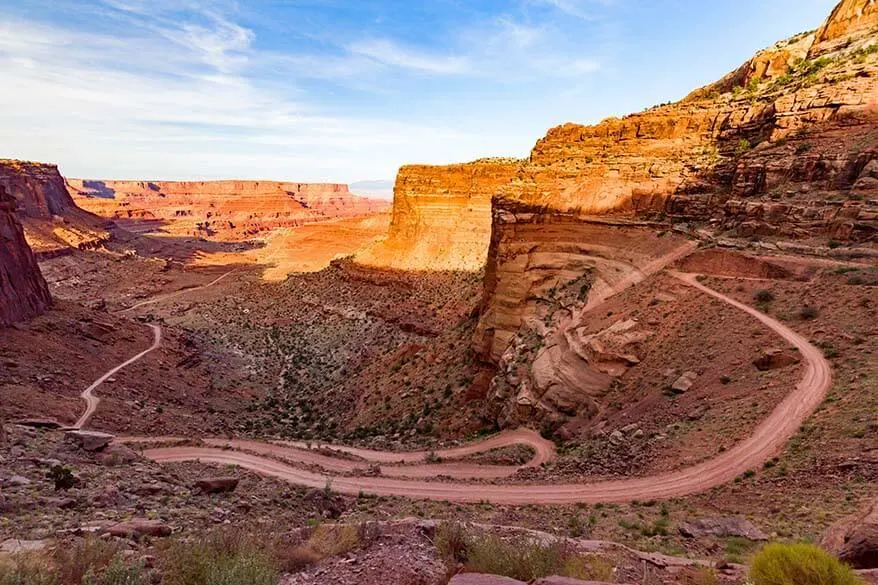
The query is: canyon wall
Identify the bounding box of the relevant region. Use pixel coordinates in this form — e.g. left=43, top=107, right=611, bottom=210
left=470, top=0, right=878, bottom=427
left=0, top=185, right=52, bottom=326
left=69, top=179, right=389, bottom=241
left=0, top=160, right=109, bottom=254
left=355, top=159, right=519, bottom=271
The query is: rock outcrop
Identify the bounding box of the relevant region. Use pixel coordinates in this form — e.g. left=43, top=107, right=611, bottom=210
left=0, top=185, right=52, bottom=326
left=472, top=0, right=878, bottom=426
left=0, top=160, right=109, bottom=254
left=355, top=159, right=519, bottom=271
left=68, top=179, right=389, bottom=241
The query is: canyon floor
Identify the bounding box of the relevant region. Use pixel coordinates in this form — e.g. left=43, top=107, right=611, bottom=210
left=2, top=218, right=875, bottom=585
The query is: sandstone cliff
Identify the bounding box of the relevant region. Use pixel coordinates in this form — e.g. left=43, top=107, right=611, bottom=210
left=68, top=179, right=389, bottom=241
left=471, top=0, right=878, bottom=427
left=355, top=159, right=519, bottom=271
left=0, top=160, right=110, bottom=255
left=0, top=185, right=52, bottom=326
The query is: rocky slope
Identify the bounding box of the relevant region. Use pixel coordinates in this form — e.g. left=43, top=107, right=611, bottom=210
left=355, top=159, right=519, bottom=271
left=68, top=179, right=389, bottom=241
left=0, top=160, right=109, bottom=255
left=466, top=0, right=878, bottom=427
left=0, top=185, right=52, bottom=326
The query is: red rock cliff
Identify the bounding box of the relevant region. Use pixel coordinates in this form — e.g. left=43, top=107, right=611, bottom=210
left=0, top=185, right=52, bottom=326
left=355, top=159, right=519, bottom=271
left=68, top=180, right=389, bottom=241
left=472, top=0, right=878, bottom=426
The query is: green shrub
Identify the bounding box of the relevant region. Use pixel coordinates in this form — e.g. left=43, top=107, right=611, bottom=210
left=754, top=290, right=775, bottom=303
left=435, top=522, right=469, bottom=562
left=0, top=553, right=58, bottom=585
left=159, top=531, right=279, bottom=585
left=82, top=555, right=145, bottom=585
left=463, top=534, right=608, bottom=581
left=54, top=538, right=122, bottom=585
left=48, top=465, right=77, bottom=491
left=750, top=542, right=864, bottom=585
left=799, top=305, right=820, bottom=320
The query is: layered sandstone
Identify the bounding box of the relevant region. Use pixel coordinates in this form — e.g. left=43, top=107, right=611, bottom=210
left=0, top=185, right=52, bottom=326
left=0, top=160, right=109, bottom=254
left=471, top=0, right=878, bottom=426
left=68, top=179, right=389, bottom=241
left=354, top=159, right=519, bottom=271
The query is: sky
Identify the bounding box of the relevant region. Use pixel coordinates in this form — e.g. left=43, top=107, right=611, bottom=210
left=0, top=0, right=838, bottom=189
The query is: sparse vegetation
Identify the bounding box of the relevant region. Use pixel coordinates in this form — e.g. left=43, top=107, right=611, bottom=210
left=799, top=305, right=820, bottom=320
left=749, top=543, right=865, bottom=585
left=159, top=530, right=280, bottom=585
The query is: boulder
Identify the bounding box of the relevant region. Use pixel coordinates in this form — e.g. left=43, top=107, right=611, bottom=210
left=448, top=575, right=525, bottom=585
left=1, top=539, right=47, bottom=554
left=108, top=519, right=172, bottom=539
left=195, top=477, right=240, bottom=494
left=95, top=444, right=140, bottom=466
left=753, top=349, right=798, bottom=372
left=533, top=579, right=622, bottom=585
left=12, top=419, right=62, bottom=429
left=65, top=430, right=115, bottom=452
left=823, top=499, right=878, bottom=569
left=679, top=517, right=768, bottom=541
left=670, top=371, right=699, bottom=394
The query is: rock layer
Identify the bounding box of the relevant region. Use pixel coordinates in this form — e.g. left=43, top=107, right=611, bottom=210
left=0, top=185, right=52, bottom=326
left=69, top=179, right=389, bottom=241
left=472, top=0, right=878, bottom=426
left=355, top=159, right=519, bottom=271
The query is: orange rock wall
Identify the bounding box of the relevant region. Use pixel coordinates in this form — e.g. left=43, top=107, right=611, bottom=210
left=355, top=159, right=519, bottom=271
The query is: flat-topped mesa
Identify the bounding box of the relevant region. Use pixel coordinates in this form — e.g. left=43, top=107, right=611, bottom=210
left=355, top=158, right=520, bottom=271
left=473, top=0, right=878, bottom=428
left=68, top=179, right=389, bottom=241
left=0, top=185, right=52, bottom=326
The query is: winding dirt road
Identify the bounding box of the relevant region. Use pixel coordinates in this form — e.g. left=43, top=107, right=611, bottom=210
left=118, top=270, right=237, bottom=314
left=123, top=272, right=832, bottom=504
left=74, top=324, right=162, bottom=429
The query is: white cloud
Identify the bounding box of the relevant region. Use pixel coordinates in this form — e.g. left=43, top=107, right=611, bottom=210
left=347, top=39, right=471, bottom=75
left=532, top=0, right=616, bottom=20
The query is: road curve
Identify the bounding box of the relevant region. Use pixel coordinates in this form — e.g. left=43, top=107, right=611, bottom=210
left=74, top=324, right=163, bottom=429
left=118, top=270, right=237, bottom=314
left=137, top=274, right=833, bottom=504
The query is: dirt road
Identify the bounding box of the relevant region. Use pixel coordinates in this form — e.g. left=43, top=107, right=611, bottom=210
left=74, top=323, right=162, bottom=429
left=118, top=270, right=237, bottom=313
left=133, top=273, right=832, bottom=504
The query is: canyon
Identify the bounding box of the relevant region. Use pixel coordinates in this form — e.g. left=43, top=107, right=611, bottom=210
left=1, top=1, right=877, bottom=584
left=68, top=179, right=389, bottom=241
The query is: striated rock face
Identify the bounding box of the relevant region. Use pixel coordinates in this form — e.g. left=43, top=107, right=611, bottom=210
left=0, top=160, right=109, bottom=255
left=471, top=0, right=878, bottom=426
left=0, top=160, right=77, bottom=219
left=0, top=185, right=52, bottom=326
left=68, top=179, right=389, bottom=241
left=355, top=159, right=519, bottom=271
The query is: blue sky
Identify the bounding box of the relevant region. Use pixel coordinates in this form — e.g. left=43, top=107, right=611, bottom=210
left=0, top=0, right=837, bottom=188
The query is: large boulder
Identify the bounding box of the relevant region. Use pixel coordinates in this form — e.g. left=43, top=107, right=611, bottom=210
left=533, top=579, right=622, bottom=585
left=108, top=519, right=172, bottom=539
left=448, top=575, right=525, bottom=585
left=679, top=517, right=768, bottom=541
left=823, top=499, right=878, bottom=569
left=194, top=477, right=240, bottom=494
left=65, top=430, right=115, bottom=452
left=753, top=349, right=798, bottom=372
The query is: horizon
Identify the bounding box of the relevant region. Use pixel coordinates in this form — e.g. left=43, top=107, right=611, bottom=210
left=0, top=0, right=837, bottom=185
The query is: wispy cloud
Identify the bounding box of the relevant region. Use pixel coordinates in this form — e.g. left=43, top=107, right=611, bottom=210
left=347, top=39, right=471, bottom=75
left=531, top=0, right=616, bottom=20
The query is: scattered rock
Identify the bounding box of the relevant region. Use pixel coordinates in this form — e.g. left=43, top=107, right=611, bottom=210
left=679, top=517, right=768, bottom=541
left=65, top=430, right=115, bottom=452
left=609, top=431, right=625, bottom=446
left=195, top=477, right=240, bottom=494
left=753, top=349, right=798, bottom=371
left=5, top=475, right=32, bottom=487
left=670, top=371, right=699, bottom=394
left=533, top=578, right=621, bottom=585
left=108, top=519, right=172, bottom=539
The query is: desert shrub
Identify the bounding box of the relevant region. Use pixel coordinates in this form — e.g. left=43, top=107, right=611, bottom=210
left=749, top=542, right=864, bottom=585
left=0, top=553, right=58, bottom=585
left=754, top=290, right=775, bottom=303
left=48, top=465, right=77, bottom=491
left=303, top=524, right=362, bottom=558
left=82, top=554, right=145, bottom=585
left=159, top=530, right=279, bottom=585
left=54, top=538, right=123, bottom=585
left=435, top=522, right=469, bottom=562
left=736, top=139, right=753, bottom=156
left=799, top=305, right=820, bottom=320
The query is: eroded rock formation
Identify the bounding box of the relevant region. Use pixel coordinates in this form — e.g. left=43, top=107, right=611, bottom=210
left=471, top=0, right=878, bottom=426
left=0, top=160, right=109, bottom=254
left=0, top=185, right=52, bottom=326
left=68, top=179, right=389, bottom=241
left=355, top=159, right=519, bottom=271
